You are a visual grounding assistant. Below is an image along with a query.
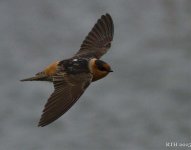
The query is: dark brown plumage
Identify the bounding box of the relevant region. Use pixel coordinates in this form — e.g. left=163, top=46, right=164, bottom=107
left=74, top=13, right=114, bottom=59
left=21, top=13, right=114, bottom=127
left=39, top=73, right=92, bottom=127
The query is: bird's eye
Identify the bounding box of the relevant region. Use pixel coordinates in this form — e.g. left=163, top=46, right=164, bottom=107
left=99, top=67, right=105, bottom=71
left=95, top=60, right=111, bottom=72
left=101, top=66, right=108, bottom=71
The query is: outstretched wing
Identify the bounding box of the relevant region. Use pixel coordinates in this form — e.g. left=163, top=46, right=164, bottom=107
left=74, top=13, right=114, bottom=59
left=38, top=72, right=92, bottom=127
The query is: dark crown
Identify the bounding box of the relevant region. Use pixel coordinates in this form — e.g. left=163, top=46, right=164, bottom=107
left=95, top=60, right=112, bottom=72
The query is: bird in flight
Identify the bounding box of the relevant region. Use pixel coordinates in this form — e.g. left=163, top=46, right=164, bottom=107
left=21, top=13, right=114, bottom=127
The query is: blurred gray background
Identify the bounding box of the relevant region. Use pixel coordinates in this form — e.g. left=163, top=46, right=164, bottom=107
left=0, top=0, right=191, bottom=150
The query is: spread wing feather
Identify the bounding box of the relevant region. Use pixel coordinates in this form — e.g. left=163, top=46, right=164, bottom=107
left=38, top=73, right=92, bottom=127
left=75, top=13, right=114, bottom=59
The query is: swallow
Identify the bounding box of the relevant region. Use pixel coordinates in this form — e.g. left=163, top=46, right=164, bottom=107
left=21, top=13, right=114, bottom=127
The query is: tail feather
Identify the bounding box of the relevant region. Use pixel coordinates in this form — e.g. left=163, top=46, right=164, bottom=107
left=20, top=61, right=59, bottom=82
left=20, top=76, right=44, bottom=81
left=20, top=73, right=52, bottom=82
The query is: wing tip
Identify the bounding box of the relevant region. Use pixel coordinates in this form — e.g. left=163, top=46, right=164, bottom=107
left=38, top=119, right=49, bottom=127
left=104, top=13, right=111, bottom=18
left=99, top=13, right=114, bottom=37
left=38, top=119, right=45, bottom=127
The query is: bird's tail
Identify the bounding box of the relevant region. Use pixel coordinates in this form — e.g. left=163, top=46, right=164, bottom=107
left=20, top=61, right=59, bottom=82
left=20, top=72, right=51, bottom=82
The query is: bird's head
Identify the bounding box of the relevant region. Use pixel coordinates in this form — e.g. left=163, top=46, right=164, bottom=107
left=89, top=58, right=113, bottom=81
left=95, top=59, right=113, bottom=73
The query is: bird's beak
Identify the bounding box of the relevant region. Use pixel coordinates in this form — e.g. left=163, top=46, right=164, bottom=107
left=109, top=70, right=113, bottom=72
